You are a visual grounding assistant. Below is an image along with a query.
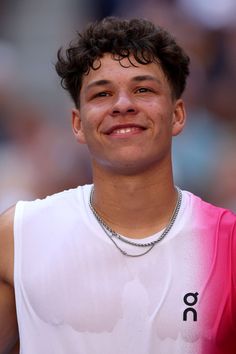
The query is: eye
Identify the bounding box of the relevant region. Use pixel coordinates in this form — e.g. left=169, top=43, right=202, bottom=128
left=136, top=87, right=153, bottom=93
left=98, top=92, right=109, bottom=96
left=94, top=91, right=110, bottom=98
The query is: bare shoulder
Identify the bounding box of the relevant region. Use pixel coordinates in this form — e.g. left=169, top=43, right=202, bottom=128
left=0, top=206, right=19, bottom=353
left=0, top=206, right=15, bottom=286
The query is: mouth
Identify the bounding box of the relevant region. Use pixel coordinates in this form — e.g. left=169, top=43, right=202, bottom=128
left=105, top=124, right=146, bottom=137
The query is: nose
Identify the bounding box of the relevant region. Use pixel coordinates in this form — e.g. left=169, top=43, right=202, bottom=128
left=111, top=91, right=137, bottom=116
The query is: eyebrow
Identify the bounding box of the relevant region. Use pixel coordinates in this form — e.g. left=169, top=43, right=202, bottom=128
left=86, top=80, right=111, bottom=91
left=131, top=75, right=162, bottom=85
left=85, top=75, right=162, bottom=91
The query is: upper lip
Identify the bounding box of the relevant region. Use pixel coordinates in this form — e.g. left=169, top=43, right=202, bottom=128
left=104, top=123, right=147, bottom=135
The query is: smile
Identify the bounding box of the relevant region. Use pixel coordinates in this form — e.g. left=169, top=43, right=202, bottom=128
left=105, top=124, right=146, bottom=137
left=112, top=127, right=141, bottom=134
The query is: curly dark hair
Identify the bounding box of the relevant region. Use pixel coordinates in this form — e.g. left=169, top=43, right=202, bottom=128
left=55, top=17, right=190, bottom=107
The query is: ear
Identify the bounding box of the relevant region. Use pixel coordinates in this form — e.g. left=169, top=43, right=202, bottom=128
left=72, top=109, right=86, bottom=144
left=172, top=99, right=186, bottom=137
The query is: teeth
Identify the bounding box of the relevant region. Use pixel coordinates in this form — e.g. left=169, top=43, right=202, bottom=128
left=114, top=127, right=135, bottom=134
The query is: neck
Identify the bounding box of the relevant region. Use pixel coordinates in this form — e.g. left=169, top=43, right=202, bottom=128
left=91, top=161, right=178, bottom=238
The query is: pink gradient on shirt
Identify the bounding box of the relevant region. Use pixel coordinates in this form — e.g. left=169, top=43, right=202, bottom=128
left=193, top=196, right=236, bottom=353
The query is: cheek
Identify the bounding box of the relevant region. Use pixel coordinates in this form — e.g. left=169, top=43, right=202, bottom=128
left=149, top=104, right=173, bottom=130
left=79, top=111, right=102, bottom=146
left=144, top=98, right=172, bottom=118
left=80, top=105, right=105, bottom=128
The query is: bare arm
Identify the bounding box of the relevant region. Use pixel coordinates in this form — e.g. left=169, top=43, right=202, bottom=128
left=0, top=207, right=19, bottom=354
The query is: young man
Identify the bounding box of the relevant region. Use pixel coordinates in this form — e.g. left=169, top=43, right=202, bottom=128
left=0, top=17, right=235, bottom=354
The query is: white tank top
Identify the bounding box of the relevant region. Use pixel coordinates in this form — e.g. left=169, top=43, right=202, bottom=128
left=14, top=185, right=236, bottom=354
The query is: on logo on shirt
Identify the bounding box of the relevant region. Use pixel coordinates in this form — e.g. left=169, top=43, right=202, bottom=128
left=183, top=292, right=199, bottom=322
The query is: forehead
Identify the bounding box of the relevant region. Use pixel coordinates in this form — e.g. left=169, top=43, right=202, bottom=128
left=81, top=53, right=168, bottom=89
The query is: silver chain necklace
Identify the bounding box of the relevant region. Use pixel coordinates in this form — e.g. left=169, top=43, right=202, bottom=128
left=89, top=186, right=182, bottom=257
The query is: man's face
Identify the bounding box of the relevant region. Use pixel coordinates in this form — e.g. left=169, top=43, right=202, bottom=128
left=72, top=54, right=186, bottom=175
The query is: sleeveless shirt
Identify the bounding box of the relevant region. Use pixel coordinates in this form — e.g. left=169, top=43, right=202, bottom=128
left=14, top=185, right=236, bottom=354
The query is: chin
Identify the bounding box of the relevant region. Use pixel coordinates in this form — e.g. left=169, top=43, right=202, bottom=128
left=102, top=158, right=162, bottom=176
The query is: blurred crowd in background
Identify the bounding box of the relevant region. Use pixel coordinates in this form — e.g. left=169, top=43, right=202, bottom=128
left=0, top=0, right=236, bottom=213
